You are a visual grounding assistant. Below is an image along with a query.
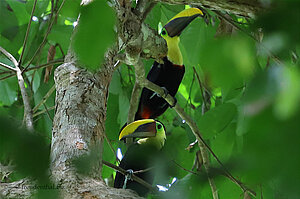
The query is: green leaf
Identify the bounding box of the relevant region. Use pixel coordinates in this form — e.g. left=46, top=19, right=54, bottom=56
left=7, top=0, right=30, bottom=25
left=0, top=1, right=19, bottom=40
left=198, top=34, right=256, bottom=91
left=164, top=173, right=212, bottom=198
left=273, top=65, right=300, bottom=120
left=242, top=65, right=300, bottom=120
left=60, top=0, right=80, bottom=18
left=0, top=78, right=18, bottom=106
left=163, top=127, right=195, bottom=179
left=72, top=146, right=101, bottom=176
left=25, top=69, right=41, bottom=93
left=118, top=90, right=129, bottom=126
left=239, top=107, right=300, bottom=198
left=0, top=24, right=26, bottom=57
left=102, top=140, right=116, bottom=178
left=144, top=3, right=161, bottom=29
left=106, top=93, right=120, bottom=140
left=215, top=176, right=241, bottom=199
left=48, top=24, right=73, bottom=52
left=109, top=71, right=122, bottom=95
left=0, top=117, right=50, bottom=182
left=73, top=1, right=116, bottom=70
left=180, top=16, right=211, bottom=67
left=26, top=0, right=50, bottom=17
left=211, top=122, right=236, bottom=163
left=196, top=103, right=237, bottom=139
left=254, top=2, right=300, bottom=58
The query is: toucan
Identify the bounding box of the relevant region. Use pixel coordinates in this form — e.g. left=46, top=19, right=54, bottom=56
left=135, top=8, right=204, bottom=120
left=114, top=119, right=166, bottom=196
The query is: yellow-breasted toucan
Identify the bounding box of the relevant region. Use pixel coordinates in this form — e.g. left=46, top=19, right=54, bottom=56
left=135, top=8, right=204, bottom=120
left=114, top=119, right=166, bottom=196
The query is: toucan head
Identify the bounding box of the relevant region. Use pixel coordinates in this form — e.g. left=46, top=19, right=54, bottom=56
left=160, top=8, right=204, bottom=39
left=119, top=119, right=166, bottom=149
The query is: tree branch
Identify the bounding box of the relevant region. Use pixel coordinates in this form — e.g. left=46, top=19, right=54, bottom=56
left=158, top=0, right=264, bottom=17
left=0, top=62, right=16, bottom=72
left=16, top=66, right=34, bottom=131
left=0, top=46, right=34, bottom=131
left=127, top=60, right=145, bottom=124
left=0, top=46, right=18, bottom=67
left=102, top=160, right=158, bottom=193
left=0, top=179, right=33, bottom=198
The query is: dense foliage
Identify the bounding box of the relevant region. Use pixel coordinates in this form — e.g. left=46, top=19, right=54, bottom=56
left=0, top=0, right=299, bottom=198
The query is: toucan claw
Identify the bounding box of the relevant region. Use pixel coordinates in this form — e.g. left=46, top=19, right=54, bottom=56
left=123, top=169, right=134, bottom=189
left=158, top=87, right=169, bottom=98
left=126, top=169, right=134, bottom=180
left=170, top=97, right=177, bottom=108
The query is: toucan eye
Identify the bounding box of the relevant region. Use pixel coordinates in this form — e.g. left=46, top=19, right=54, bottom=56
left=161, top=30, right=166, bottom=35
left=157, top=124, right=162, bottom=129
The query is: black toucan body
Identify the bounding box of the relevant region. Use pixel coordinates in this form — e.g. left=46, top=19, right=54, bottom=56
left=135, top=8, right=203, bottom=120
left=114, top=119, right=166, bottom=196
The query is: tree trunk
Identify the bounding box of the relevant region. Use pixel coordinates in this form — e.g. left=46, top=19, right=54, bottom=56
left=48, top=46, right=143, bottom=198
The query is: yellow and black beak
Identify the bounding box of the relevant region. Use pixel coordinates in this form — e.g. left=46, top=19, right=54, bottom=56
left=163, top=8, right=203, bottom=37
left=119, top=119, right=157, bottom=141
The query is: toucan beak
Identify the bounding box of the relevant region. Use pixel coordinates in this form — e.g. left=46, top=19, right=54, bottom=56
left=164, top=8, right=204, bottom=37
left=119, top=119, right=157, bottom=141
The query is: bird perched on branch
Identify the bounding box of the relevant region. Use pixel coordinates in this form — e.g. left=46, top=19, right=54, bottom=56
left=135, top=8, right=204, bottom=120
left=114, top=119, right=166, bottom=196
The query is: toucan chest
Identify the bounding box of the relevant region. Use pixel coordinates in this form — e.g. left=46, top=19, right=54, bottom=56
left=147, top=57, right=185, bottom=96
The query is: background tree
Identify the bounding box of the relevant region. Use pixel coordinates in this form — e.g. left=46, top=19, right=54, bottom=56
left=0, top=0, right=299, bottom=198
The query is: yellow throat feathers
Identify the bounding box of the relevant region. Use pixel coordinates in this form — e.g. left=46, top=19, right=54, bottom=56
left=165, top=36, right=183, bottom=66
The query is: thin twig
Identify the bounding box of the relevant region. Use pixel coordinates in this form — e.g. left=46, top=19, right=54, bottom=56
left=18, top=0, right=38, bottom=67
left=0, top=73, right=15, bottom=81
left=33, top=84, right=56, bottom=113
left=33, top=106, right=55, bottom=118
left=133, top=166, right=154, bottom=174
left=0, top=62, right=16, bottom=72
left=0, top=46, right=18, bottom=67
left=185, top=71, right=195, bottom=109
left=42, top=103, right=53, bottom=122
left=0, top=70, right=13, bottom=75
left=193, top=67, right=208, bottom=110
left=102, top=160, right=157, bottom=192
left=172, top=160, right=200, bottom=176
left=0, top=59, right=63, bottom=79
left=26, top=59, right=64, bottom=72
left=103, top=132, right=118, bottom=163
